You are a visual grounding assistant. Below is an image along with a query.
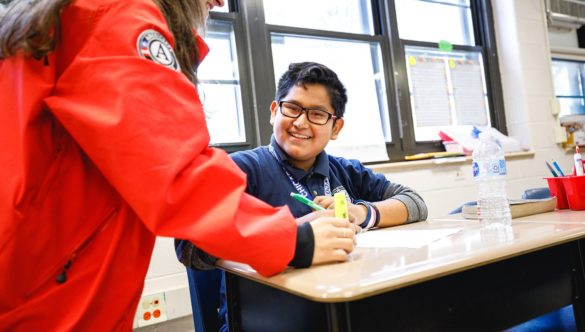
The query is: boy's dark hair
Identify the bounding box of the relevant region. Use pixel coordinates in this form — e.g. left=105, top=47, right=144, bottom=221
left=275, top=62, right=348, bottom=119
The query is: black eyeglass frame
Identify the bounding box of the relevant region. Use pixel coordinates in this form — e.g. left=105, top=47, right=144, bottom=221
left=277, top=100, right=337, bottom=125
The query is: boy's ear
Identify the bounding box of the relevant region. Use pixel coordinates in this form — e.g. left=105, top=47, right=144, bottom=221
left=269, top=101, right=278, bottom=125
left=330, top=118, right=344, bottom=140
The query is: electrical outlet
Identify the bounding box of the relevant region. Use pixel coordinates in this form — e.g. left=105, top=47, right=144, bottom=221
left=136, top=292, right=168, bottom=327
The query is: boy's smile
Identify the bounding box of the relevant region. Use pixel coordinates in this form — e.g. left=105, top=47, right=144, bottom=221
left=270, top=83, right=344, bottom=171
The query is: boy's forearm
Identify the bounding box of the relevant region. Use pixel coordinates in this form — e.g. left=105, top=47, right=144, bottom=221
left=373, top=198, right=409, bottom=228
left=382, top=183, right=428, bottom=223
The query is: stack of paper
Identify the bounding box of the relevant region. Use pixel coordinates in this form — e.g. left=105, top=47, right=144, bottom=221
left=439, top=126, right=522, bottom=155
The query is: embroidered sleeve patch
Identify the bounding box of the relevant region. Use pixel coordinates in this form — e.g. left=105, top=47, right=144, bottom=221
left=136, top=29, right=181, bottom=71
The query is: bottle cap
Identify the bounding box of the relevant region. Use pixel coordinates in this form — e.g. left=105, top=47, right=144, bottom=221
left=478, top=131, right=491, bottom=140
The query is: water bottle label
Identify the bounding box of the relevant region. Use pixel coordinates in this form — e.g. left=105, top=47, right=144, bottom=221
left=487, top=159, right=507, bottom=176
left=498, top=159, right=507, bottom=175
left=472, top=162, right=480, bottom=177
left=473, top=159, right=507, bottom=177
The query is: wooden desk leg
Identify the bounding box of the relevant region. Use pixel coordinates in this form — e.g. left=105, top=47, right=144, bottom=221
left=326, top=303, right=350, bottom=332
left=573, top=240, right=585, bottom=331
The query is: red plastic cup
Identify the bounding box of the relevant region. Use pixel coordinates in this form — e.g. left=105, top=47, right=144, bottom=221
left=545, top=177, right=569, bottom=209
left=561, top=175, right=585, bottom=211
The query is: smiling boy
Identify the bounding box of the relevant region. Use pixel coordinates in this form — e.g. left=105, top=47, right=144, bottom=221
left=232, top=62, right=427, bottom=227
left=179, top=62, right=427, bottom=332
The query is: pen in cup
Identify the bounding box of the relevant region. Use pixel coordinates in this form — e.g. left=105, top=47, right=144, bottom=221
left=552, top=160, right=565, bottom=177
left=290, top=192, right=324, bottom=211
left=545, top=161, right=558, bottom=177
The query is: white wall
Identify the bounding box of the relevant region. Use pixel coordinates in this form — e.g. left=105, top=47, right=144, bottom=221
left=139, top=0, right=576, bottom=326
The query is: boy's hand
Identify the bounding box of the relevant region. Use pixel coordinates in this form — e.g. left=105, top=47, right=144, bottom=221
left=308, top=217, right=356, bottom=265
left=313, top=195, right=368, bottom=227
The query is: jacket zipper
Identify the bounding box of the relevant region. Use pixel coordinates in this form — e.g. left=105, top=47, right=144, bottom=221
left=55, top=208, right=118, bottom=284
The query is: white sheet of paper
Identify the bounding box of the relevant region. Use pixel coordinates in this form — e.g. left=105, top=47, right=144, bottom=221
left=357, top=228, right=463, bottom=249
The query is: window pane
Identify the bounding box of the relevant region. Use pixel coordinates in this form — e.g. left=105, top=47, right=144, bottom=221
left=404, top=46, right=490, bottom=141
left=263, top=0, right=374, bottom=35
left=271, top=34, right=390, bottom=162
left=198, top=20, right=246, bottom=144
left=211, top=5, right=229, bottom=13
left=395, top=0, right=474, bottom=45
left=552, top=59, right=585, bottom=117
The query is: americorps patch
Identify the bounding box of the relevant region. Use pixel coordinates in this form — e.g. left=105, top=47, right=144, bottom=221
left=136, top=29, right=180, bottom=71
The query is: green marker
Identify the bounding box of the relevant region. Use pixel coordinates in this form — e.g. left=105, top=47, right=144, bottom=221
left=290, top=193, right=324, bottom=211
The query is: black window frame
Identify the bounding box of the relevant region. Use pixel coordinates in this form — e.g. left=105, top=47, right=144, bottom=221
left=208, top=0, right=506, bottom=162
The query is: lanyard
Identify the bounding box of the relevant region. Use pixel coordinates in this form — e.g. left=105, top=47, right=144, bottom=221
left=268, top=145, right=331, bottom=200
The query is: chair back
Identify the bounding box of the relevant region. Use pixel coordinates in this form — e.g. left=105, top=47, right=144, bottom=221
left=521, top=187, right=551, bottom=199
left=186, top=268, right=223, bottom=332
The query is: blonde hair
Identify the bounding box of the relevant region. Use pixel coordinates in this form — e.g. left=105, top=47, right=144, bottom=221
left=0, top=0, right=206, bottom=83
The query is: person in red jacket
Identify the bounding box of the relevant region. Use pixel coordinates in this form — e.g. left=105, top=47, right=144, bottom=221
left=0, top=0, right=357, bottom=330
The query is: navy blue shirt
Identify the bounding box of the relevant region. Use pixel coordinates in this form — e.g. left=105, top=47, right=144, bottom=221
left=216, top=138, right=427, bottom=331
left=214, top=138, right=428, bottom=331
left=232, top=138, right=388, bottom=218
left=230, top=137, right=427, bottom=220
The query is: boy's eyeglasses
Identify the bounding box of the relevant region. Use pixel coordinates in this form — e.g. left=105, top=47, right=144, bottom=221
left=278, top=101, right=337, bottom=125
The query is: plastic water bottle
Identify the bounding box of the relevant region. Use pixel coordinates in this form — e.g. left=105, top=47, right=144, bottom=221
left=472, top=131, right=511, bottom=227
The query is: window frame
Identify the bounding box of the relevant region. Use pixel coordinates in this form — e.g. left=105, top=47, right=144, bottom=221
left=207, top=0, right=506, bottom=162
left=206, top=10, right=258, bottom=153
left=386, top=0, right=506, bottom=158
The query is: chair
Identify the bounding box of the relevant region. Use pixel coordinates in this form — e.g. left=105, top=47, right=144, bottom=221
left=504, top=305, right=576, bottom=332
left=521, top=187, right=550, bottom=200
left=185, top=267, right=223, bottom=332
left=175, top=239, right=227, bottom=332
left=449, top=201, right=477, bottom=215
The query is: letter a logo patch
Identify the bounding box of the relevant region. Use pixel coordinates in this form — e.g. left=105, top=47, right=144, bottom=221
left=137, top=30, right=180, bottom=71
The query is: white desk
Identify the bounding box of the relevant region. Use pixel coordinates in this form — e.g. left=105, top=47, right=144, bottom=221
left=220, top=210, right=585, bottom=331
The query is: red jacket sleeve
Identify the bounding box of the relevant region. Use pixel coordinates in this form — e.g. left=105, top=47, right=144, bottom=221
left=44, top=0, right=297, bottom=276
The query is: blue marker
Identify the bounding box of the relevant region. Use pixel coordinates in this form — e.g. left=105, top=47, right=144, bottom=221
left=545, top=161, right=558, bottom=177
left=552, top=161, right=565, bottom=177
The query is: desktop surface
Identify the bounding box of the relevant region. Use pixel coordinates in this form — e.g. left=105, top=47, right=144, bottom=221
left=219, top=210, right=585, bottom=302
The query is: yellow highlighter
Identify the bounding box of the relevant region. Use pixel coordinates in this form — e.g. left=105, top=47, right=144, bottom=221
left=334, top=192, right=349, bottom=219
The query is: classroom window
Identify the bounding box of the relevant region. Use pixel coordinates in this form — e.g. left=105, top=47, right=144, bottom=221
left=211, top=5, right=229, bottom=13
left=271, top=34, right=391, bottom=161
left=197, top=20, right=246, bottom=145
left=205, top=0, right=504, bottom=161
left=551, top=59, right=585, bottom=117
left=263, top=0, right=374, bottom=35
left=395, top=0, right=474, bottom=45
left=393, top=0, right=502, bottom=147
left=405, top=47, right=489, bottom=141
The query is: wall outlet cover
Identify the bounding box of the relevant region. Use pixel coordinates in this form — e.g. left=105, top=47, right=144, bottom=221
left=136, top=292, right=168, bottom=327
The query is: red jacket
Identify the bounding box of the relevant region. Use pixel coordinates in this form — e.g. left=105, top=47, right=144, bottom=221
left=0, top=0, right=297, bottom=330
